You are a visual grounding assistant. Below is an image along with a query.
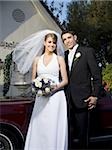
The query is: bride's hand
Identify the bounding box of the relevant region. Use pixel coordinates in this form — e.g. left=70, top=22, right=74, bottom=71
left=51, top=84, right=58, bottom=91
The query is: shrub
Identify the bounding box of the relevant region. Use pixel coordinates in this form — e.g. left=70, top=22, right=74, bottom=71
left=102, top=63, right=112, bottom=91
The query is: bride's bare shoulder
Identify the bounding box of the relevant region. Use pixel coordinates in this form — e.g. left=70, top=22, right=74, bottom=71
left=33, top=56, right=40, bottom=64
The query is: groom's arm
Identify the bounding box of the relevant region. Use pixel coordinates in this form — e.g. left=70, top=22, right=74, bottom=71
left=86, top=47, right=102, bottom=97
left=85, top=47, right=102, bottom=109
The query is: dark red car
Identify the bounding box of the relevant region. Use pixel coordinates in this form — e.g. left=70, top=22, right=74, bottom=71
left=0, top=93, right=112, bottom=150
left=0, top=97, right=34, bottom=150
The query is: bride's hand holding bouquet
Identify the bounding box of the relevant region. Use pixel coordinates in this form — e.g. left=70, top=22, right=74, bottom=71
left=32, top=76, right=56, bottom=97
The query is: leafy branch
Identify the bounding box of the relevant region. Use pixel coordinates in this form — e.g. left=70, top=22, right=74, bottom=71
left=3, top=52, right=13, bottom=96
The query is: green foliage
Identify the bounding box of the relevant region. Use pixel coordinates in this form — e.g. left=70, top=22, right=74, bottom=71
left=102, top=64, right=112, bottom=91
left=43, top=0, right=112, bottom=63
left=3, top=52, right=13, bottom=96
left=67, top=1, right=89, bottom=42
left=66, top=0, right=112, bottom=63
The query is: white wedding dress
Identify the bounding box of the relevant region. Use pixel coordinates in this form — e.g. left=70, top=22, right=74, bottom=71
left=24, top=53, right=68, bottom=150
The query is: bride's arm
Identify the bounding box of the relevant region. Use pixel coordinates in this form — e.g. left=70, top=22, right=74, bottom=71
left=32, top=57, right=39, bottom=80
left=56, top=56, right=68, bottom=89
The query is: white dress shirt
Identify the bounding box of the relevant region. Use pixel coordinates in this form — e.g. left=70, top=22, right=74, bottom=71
left=68, top=44, right=79, bottom=71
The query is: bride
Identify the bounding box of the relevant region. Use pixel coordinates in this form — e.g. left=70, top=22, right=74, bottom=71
left=13, top=30, right=68, bottom=150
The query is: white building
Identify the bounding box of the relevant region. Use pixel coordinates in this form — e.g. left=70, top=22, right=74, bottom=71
left=0, top=0, right=62, bottom=97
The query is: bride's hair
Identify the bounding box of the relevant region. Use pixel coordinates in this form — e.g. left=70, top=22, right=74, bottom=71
left=45, top=33, right=57, bottom=42
left=43, top=33, right=58, bottom=54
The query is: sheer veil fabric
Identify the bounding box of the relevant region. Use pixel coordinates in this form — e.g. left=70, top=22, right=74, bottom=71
left=12, top=29, right=64, bottom=74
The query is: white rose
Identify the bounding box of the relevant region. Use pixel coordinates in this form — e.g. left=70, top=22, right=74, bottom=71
left=38, top=82, right=42, bottom=88
left=74, top=52, right=81, bottom=61
left=45, top=87, right=50, bottom=93
left=37, top=90, right=43, bottom=96
left=76, top=52, right=81, bottom=58
left=35, top=81, right=42, bottom=88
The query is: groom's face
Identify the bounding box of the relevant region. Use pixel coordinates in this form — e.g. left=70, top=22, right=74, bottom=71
left=62, top=33, right=77, bottom=50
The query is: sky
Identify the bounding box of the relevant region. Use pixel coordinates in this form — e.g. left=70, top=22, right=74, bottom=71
left=43, top=0, right=73, bottom=23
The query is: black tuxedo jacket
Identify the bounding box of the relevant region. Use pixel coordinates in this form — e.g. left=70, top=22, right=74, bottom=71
left=65, top=46, right=102, bottom=109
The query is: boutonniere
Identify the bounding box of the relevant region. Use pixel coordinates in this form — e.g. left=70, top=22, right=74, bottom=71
left=74, top=52, right=81, bottom=61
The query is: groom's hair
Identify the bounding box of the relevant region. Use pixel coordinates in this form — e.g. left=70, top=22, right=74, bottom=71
left=61, top=30, right=77, bottom=38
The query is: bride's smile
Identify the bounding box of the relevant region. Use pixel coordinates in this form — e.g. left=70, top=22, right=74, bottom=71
left=44, top=36, right=56, bottom=53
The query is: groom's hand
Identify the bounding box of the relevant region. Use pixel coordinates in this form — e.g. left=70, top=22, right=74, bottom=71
left=84, top=96, right=98, bottom=110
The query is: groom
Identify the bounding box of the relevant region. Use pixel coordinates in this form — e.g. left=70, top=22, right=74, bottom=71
left=61, top=30, right=102, bottom=149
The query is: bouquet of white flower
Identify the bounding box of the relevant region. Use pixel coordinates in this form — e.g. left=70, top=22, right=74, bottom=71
left=32, top=77, right=56, bottom=96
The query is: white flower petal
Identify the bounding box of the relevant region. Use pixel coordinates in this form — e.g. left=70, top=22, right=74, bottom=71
left=76, top=52, right=81, bottom=58
left=45, top=87, right=50, bottom=93
left=37, top=90, right=43, bottom=96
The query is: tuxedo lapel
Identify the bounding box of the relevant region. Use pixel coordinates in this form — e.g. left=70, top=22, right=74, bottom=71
left=65, top=50, right=69, bottom=77
left=65, top=50, right=69, bottom=64
left=70, top=46, right=80, bottom=76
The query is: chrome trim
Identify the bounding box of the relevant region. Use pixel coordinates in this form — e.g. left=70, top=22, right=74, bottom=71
left=0, top=133, right=13, bottom=150
left=90, top=135, right=112, bottom=142
left=73, top=135, right=112, bottom=143
left=0, top=122, right=24, bottom=141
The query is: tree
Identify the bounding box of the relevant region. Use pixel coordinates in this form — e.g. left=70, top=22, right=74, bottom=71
left=66, top=1, right=89, bottom=42
left=102, top=63, right=112, bottom=91
left=42, top=0, right=65, bottom=27
left=66, top=0, right=112, bottom=63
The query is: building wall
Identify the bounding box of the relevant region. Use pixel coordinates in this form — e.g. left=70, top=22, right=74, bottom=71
left=0, top=1, right=62, bottom=60
left=0, top=1, right=61, bottom=42
left=0, top=1, right=62, bottom=97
